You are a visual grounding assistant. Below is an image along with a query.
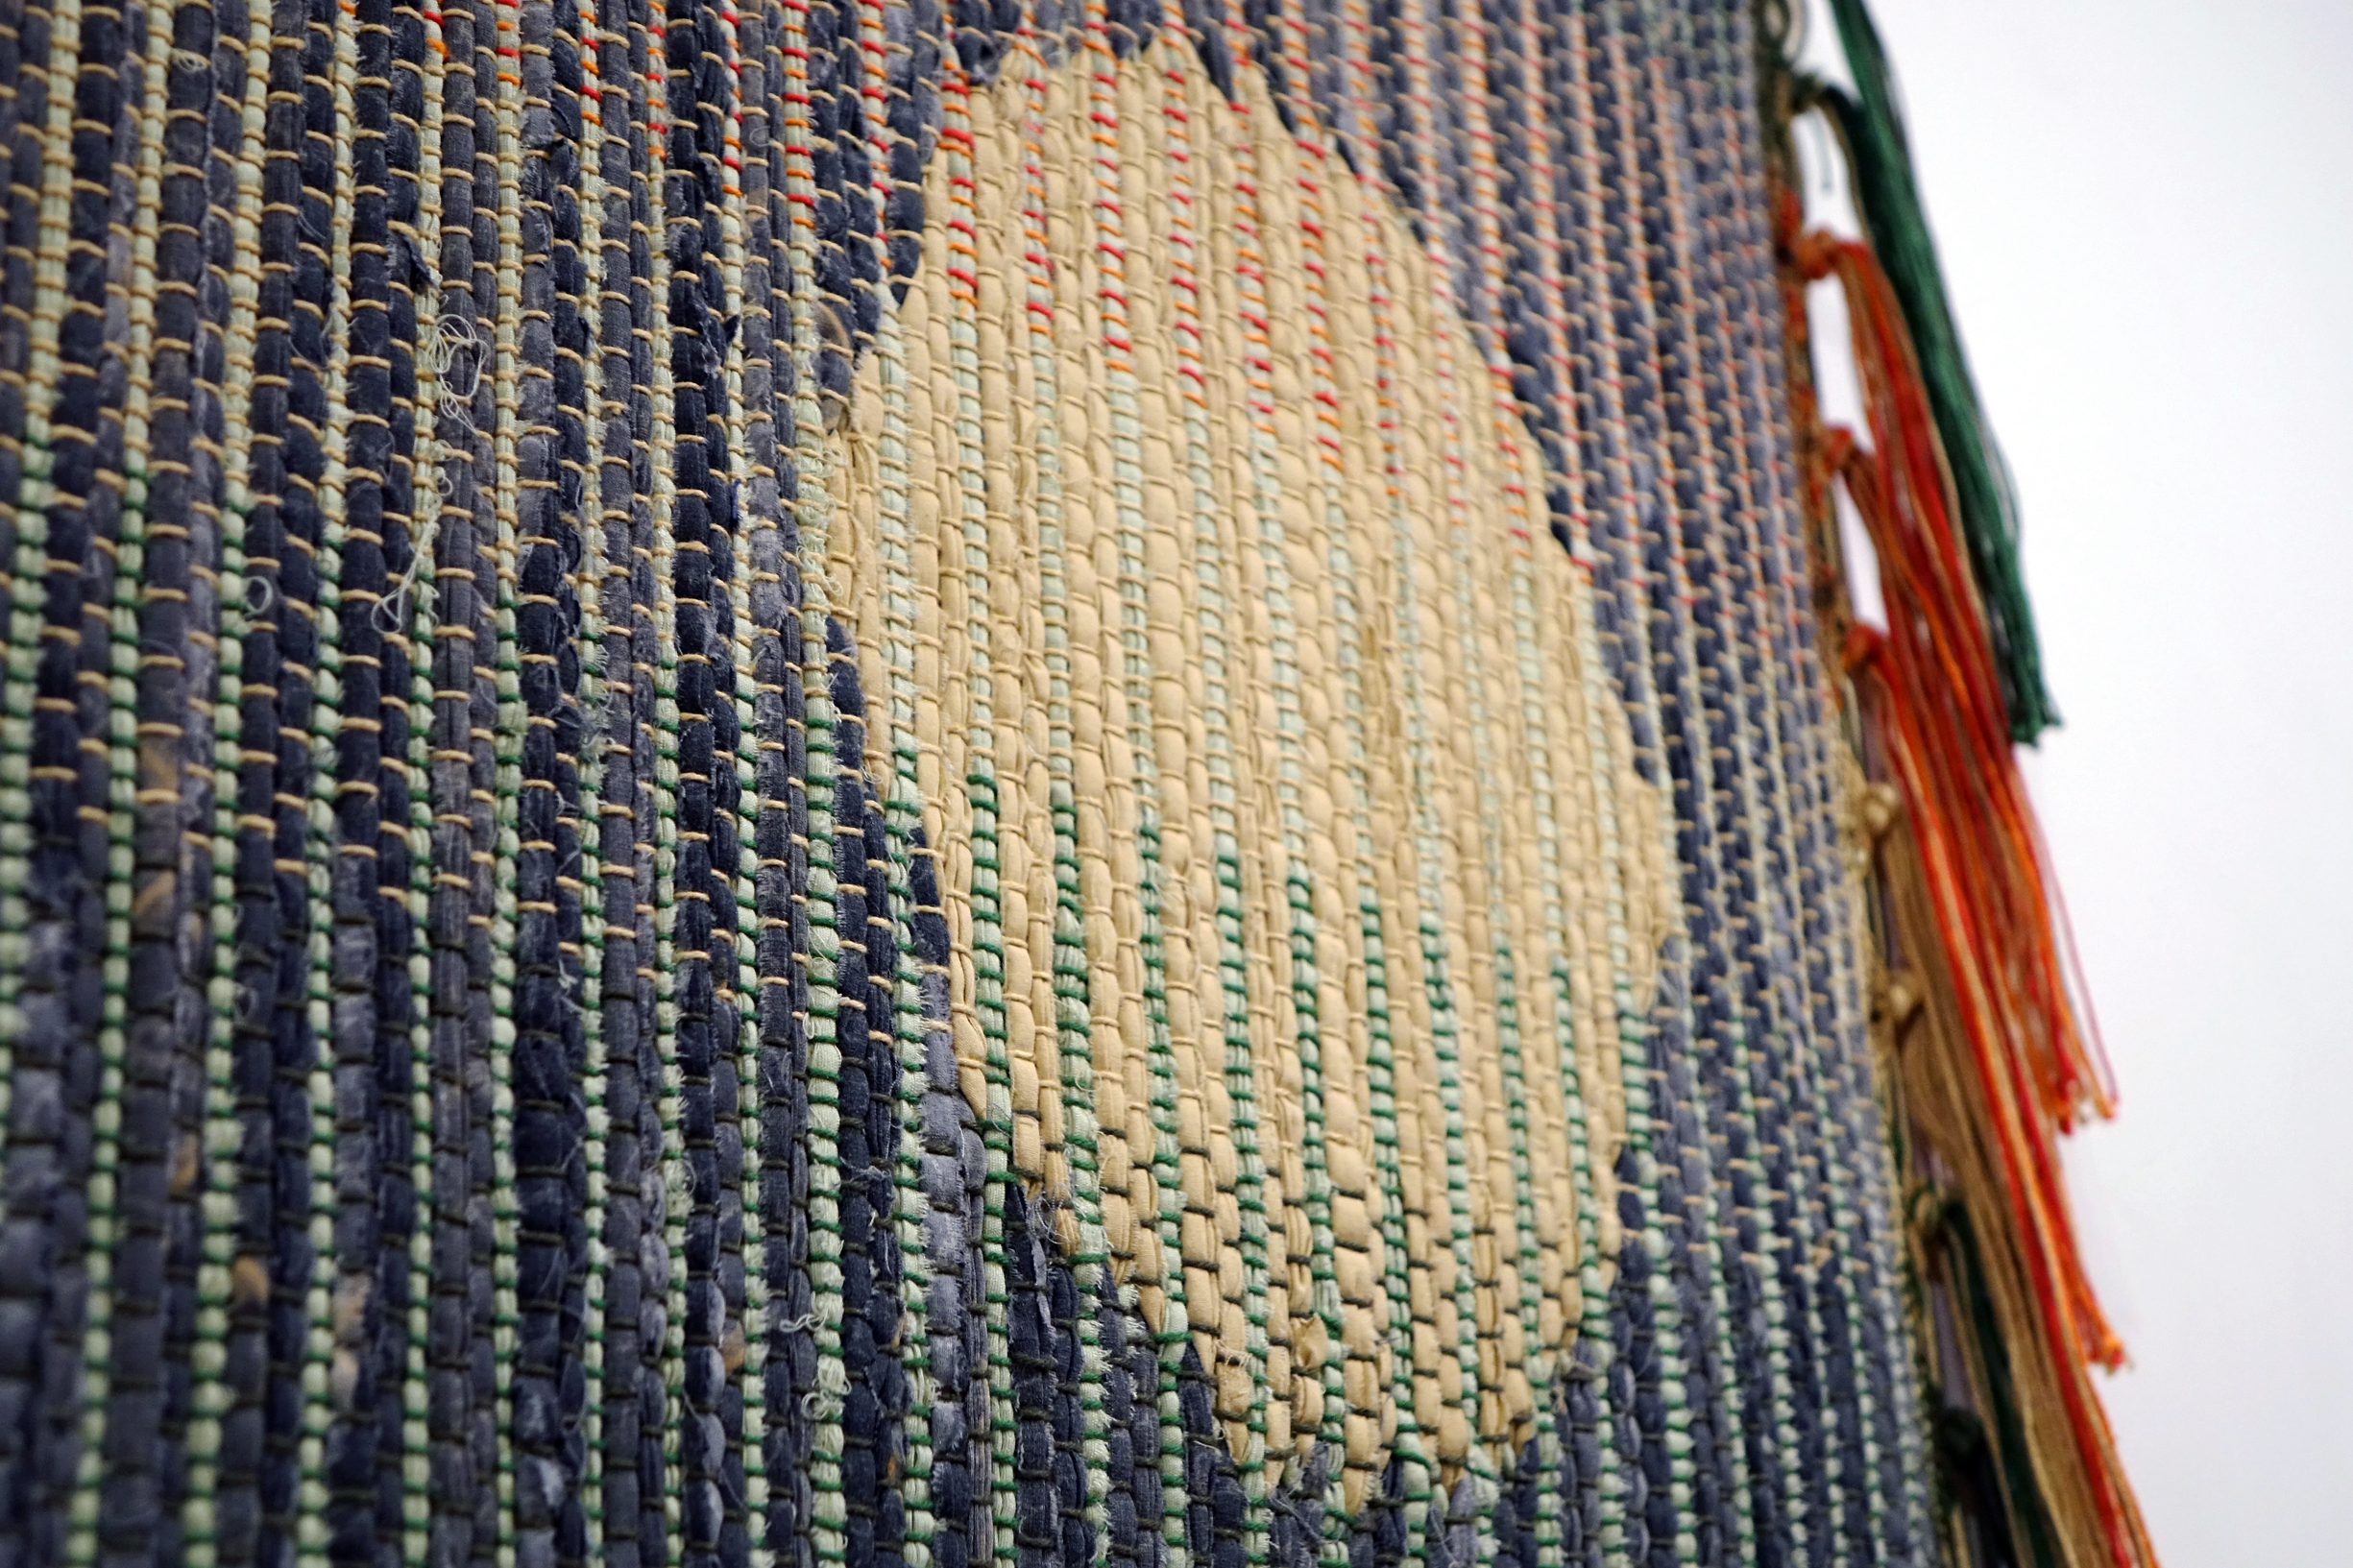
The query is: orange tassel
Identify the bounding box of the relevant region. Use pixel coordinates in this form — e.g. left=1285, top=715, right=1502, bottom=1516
left=1792, top=222, right=2150, bottom=1567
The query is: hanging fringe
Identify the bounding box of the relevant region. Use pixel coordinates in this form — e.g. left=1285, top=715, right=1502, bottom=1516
left=1928, top=1196, right=2067, bottom=1568
left=1787, top=207, right=2157, bottom=1567
left=1816, top=0, right=2060, bottom=742
left=1881, top=791, right=2153, bottom=1568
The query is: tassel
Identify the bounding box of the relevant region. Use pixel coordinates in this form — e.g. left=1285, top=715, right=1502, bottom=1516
left=1791, top=218, right=2157, bottom=1568
left=1819, top=0, right=2060, bottom=741
left=1932, top=1198, right=2067, bottom=1568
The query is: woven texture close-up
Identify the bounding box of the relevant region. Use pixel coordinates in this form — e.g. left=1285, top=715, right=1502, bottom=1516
left=0, top=0, right=2153, bottom=1563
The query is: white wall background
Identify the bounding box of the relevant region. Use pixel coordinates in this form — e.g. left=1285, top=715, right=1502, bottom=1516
left=1799, top=2, right=2353, bottom=1561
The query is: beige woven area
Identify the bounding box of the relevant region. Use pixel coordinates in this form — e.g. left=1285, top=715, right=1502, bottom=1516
left=816, top=37, right=1672, bottom=1499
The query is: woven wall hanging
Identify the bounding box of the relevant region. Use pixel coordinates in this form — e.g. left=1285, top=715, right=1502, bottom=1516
left=0, top=0, right=2154, bottom=1562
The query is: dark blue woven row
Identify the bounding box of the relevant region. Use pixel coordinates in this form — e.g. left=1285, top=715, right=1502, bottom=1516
left=667, top=0, right=751, bottom=1556
left=824, top=630, right=910, bottom=1568
left=0, top=0, right=59, bottom=1556
left=594, top=0, right=673, bottom=1558
left=509, top=0, right=595, bottom=1559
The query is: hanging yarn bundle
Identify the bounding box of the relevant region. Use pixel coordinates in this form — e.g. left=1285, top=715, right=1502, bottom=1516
left=0, top=0, right=2146, bottom=1562
left=1779, top=109, right=2156, bottom=1568
left=1816, top=0, right=2058, bottom=742
left=1803, top=228, right=2114, bottom=1158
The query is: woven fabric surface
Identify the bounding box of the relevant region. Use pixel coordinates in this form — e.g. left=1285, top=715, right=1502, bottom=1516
left=0, top=0, right=1971, bottom=1564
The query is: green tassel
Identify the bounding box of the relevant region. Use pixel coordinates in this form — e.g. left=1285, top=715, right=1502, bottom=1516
left=1934, top=1199, right=2067, bottom=1568
left=1822, top=0, right=2060, bottom=741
